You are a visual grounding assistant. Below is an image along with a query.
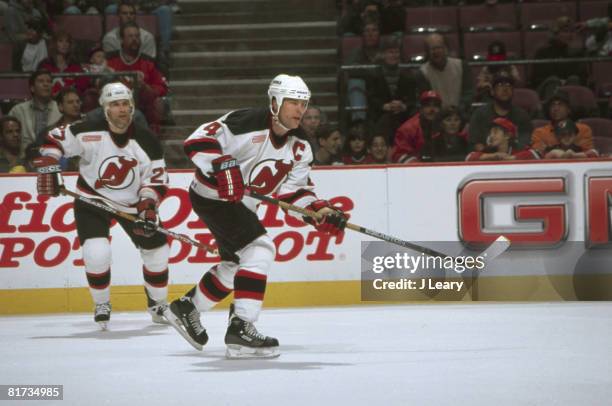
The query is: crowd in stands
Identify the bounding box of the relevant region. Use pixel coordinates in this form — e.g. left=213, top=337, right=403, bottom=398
left=0, top=0, right=176, bottom=173
left=326, top=0, right=612, bottom=167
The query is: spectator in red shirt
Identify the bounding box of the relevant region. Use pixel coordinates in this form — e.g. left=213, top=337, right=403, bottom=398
left=466, top=117, right=539, bottom=161
left=392, top=90, right=442, bottom=163
left=106, top=21, right=168, bottom=134
left=37, top=30, right=90, bottom=96
left=366, top=133, right=390, bottom=164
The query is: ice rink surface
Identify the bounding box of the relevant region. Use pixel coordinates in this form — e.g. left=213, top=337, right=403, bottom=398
left=1, top=302, right=611, bottom=406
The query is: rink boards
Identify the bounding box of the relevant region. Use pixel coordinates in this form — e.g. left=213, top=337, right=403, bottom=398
left=1, top=160, right=612, bottom=314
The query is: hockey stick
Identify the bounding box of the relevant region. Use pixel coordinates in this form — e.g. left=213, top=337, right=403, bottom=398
left=246, top=189, right=511, bottom=260
left=60, top=187, right=218, bottom=254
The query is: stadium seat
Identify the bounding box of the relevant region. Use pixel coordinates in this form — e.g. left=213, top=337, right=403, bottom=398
left=512, top=88, right=542, bottom=117
left=463, top=31, right=522, bottom=60
left=579, top=118, right=612, bottom=139
left=0, top=78, right=30, bottom=101
left=458, top=4, right=518, bottom=32
left=341, top=36, right=363, bottom=63
left=594, top=136, right=612, bottom=155
left=404, top=6, right=458, bottom=33
left=592, top=62, right=612, bottom=96
left=54, top=15, right=103, bottom=42
left=560, top=85, right=599, bottom=118
left=520, top=1, right=577, bottom=31
left=0, top=43, right=12, bottom=72
left=401, top=33, right=460, bottom=62
left=105, top=15, right=159, bottom=38
left=579, top=1, right=610, bottom=21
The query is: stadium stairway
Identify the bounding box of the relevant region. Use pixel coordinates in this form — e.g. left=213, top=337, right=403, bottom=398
left=162, top=0, right=338, bottom=167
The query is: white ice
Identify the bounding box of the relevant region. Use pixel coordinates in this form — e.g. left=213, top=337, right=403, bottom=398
left=1, top=303, right=611, bottom=406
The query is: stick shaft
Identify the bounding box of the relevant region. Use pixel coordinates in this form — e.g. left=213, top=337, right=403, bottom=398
left=60, top=188, right=217, bottom=254
left=246, top=190, right=448, bottom=257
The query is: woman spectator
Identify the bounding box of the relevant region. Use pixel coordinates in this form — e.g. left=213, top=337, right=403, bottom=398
left=342, top=119, right=370, bottom=164
left=37, top=30, right=90, bottom=96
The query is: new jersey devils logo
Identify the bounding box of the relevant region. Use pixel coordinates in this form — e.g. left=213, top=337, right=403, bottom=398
left=95, top=156, right=138, bottom=190
left=249, top=159, right=293, bottom=195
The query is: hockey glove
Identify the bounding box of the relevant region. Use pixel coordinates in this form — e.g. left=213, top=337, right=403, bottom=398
left=33, top=156, right=63, bottom=197
left=212, top=155, right=244, bottom=202
left=305, top=199, right=348, bottom=237
left=133, top=198, right=159, bottom=237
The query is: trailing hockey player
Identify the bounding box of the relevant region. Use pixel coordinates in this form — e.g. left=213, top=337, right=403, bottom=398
left=164, top=74, right=349, bottom=358
left=33, top=82, right=171, bottom=330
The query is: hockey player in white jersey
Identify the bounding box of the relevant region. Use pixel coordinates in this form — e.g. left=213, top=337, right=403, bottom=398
left=33, top=82, right=171, bottom=330
left=164, top=74, right=349, bottom=358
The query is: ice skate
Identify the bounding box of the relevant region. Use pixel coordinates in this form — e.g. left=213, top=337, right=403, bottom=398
left=145, top=289, right=169, bottom=325
left=163, top=297, right=208, bottom=351
left=94, top=302, right=111, bottom=330
left=224, top=315, right=279, bottom=359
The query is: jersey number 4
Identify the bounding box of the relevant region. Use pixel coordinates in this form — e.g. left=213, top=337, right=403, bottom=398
left=203, top=122, right=221, bottom=136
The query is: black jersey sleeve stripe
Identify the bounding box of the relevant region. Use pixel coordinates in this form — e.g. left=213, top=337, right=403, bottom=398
left=184, top=138, right=222, bottom=158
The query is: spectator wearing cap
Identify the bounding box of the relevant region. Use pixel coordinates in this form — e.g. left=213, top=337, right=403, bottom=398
left=391, top=90, right=442, bottom=163
left=366, top=36, right=424, bottom=141
left=0, top=116, right=28, bottom=173
left=37, top=30, right=90, bottom=96
left=542, top=119, right=599, bottom=159
left=466, top=118, right=539, bottom=161
left=475, top=40, right=521, bottom=103
left=8, top=69, right=61, bottom=158
left=20, top=18, right=47, bottom=72
left=531, top=16, right=588, bottom=100
left=468, top=71, right=533, bottom=152
left=414, top=33, right=473, bottom=114
left=313, top=124, right=344, bottom=166
left=532, top=90, right=595, bottom=156
left=103, top=0, right=156, bottom=58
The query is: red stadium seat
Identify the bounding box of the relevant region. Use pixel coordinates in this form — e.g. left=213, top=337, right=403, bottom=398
left=0, top=78, right=30, bottom=101
left=512, top=88, right=542, bottom=117
left=341, top=36, right=363, bottom=63
left=560, top=85, right=599, bottom=118
left=0, top=43, right=12, bottom=72
left=401, top=33, right=460, bottom=62
left=579, top=1, right=610, bottom=21
left=105, top=15, right=159, bottom=38
left=54, top=15, right=103, bottom=42
left=462, top=31, right=522, bottom=60
left=520, top=1, right=577, bottom=31
left=404, top=6, right=458, bottom=33
left=458, top=4, right=518, bottom=32
left=579, top=118, right=612, bottom=139
left=593, top=136, right=612, bottom=156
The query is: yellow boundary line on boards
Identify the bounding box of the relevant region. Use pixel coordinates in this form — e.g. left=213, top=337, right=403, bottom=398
left=0, top=275, right=611, bottom=315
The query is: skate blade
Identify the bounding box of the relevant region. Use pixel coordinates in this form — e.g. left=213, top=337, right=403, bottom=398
left=150, top=313, right=170, bottom=325
left=225, top=344, right=280, bottom=359
left=97, top=321, right=108, bottom=331
left=162, top=308, right=203, bottom=351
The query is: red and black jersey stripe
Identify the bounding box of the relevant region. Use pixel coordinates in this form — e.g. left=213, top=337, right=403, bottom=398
left=184, top=137, right=222, bottom=159
left=142, top=266, right=168, bottom=288
left=86, top=269, right=111, bottom=290
left=198, top=270, right=232, bottom=302
left=278, top=188, right=316, bottom=206
left=195, top=168, right=218, bottom=189
left=234, top=269, right=267, bottom=301
left=42, top=133, right=64, bottom=154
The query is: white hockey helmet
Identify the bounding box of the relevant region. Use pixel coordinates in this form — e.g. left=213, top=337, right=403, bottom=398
left=99, top=82, right=135, bottom=122
left=268, top=74, right=311, bottom=116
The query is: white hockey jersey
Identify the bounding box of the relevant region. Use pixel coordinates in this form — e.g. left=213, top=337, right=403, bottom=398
left=40, top=120, right=169, bottom=213
left=184, top=107, right=318, bottom=212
